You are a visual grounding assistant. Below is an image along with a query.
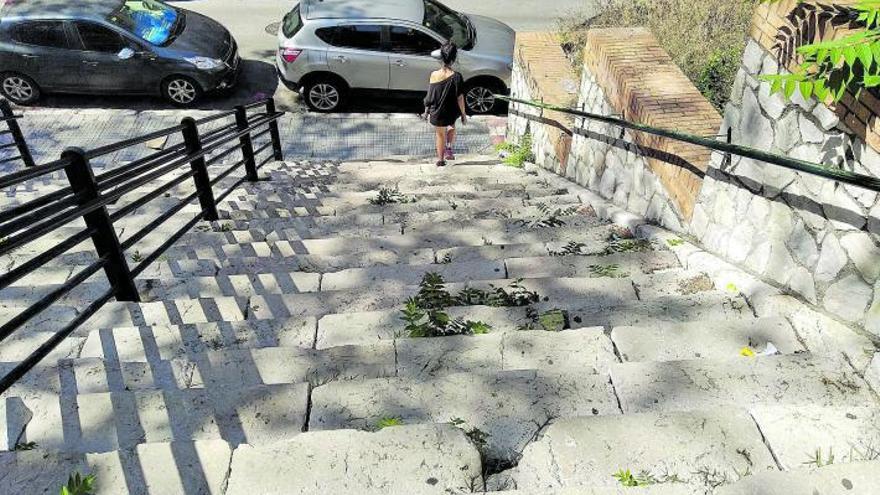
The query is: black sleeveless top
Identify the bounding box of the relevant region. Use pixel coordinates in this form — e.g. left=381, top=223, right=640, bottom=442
left=424, top=72, right=464, bottom=127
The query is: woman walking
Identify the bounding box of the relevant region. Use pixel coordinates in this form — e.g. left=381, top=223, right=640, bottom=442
left=424, top=42, right=467, bottom=167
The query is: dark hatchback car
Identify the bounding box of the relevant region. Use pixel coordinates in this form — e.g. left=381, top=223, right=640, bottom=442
left=0, top=0, right=240, bottom=106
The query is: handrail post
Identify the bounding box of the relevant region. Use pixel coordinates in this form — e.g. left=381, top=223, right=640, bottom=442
left=181, top=117, right=218, bottom=221
left=234, top=105, right=259, bottom=181
left=266, top=98, right=284, bottom=161
left=1, top=98, right=35, bottom=168
left=61, top=147, right=139, bottom=302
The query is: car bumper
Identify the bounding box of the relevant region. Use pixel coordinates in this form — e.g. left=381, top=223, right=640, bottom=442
left=197, top=58, right=242, bottom=93
left=276, top=66, right=301, bottom=92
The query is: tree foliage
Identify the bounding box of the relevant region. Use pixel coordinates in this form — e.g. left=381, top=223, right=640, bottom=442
left=762, top=1, right=880, bottom=102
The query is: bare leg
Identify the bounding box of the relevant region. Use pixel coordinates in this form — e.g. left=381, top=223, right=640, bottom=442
left=446, top=126, right=456, bottom=148
left=435, top=127, right=447, bottom=163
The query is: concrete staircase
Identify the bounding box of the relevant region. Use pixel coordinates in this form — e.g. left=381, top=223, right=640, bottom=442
left=0, top=156, right=878, bottom=494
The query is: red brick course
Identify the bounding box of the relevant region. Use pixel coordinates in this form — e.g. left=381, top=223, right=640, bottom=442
left=582, top=28, right=722, bottom=220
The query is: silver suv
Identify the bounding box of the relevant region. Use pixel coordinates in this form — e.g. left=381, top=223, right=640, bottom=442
left=276, top=0, right=514, bottom=114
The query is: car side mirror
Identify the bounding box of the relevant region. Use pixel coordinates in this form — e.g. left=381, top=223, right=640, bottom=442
left=117, top=47, right=135, bottom=60
left=430, top=49, right=442, bottom=60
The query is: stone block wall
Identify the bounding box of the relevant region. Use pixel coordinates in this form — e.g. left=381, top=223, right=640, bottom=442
left=507, top=8, right=880, bottom=336
left=693, top=33, right=880, bottom=334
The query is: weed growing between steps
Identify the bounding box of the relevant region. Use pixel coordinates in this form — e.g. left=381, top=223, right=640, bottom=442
left=548, top=241, right=593, bottom=256
left=400, top=273, right=543, bottom=338
left=496, top=132, right=535, bottom=168
left=516, top=204, right=581, bottom=229
left=588, top=264, right=628, bottom=278
left=12, top=441, right=36, bottom=450
left=519, top=307, right=568, bottom=332
left=375, top=417, right=404, bottom=430
left=604, top=226, right=655, bottom=254
left=60, top=472, right=95, bottom=495
left=369, top=186, right=416, bottom=206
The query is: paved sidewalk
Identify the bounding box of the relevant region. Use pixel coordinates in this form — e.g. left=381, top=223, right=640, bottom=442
left=1, top=109, right=506, bottom=173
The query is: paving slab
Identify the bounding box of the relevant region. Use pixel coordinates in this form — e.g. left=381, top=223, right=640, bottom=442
left=507, top=250, right=679, bottom=279
left=309, top=370, right=619, bottom=467
left=750, top=405, right=880, bottom=470
left=610, top=354, right=878, bottom=413
left=715, top=461, right=880, bottom=495
left=225, top=424, right=483, bottom=495
left=321, top=259, right=506, bottom=291
left=507, top=410, right=778, bottom=491
left=611, top=317, right=804, bottom=362
left=503, top=327, right=617, bottom=374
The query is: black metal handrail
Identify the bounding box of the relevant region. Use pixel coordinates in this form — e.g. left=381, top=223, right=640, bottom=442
left=0, top=98, right=36, bottom=169
left=0, top=98, right=285, bottom=393
left=498, top=95, right=880, bottom=193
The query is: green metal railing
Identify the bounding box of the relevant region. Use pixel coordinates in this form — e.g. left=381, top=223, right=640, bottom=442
left=497, top=94, right=880, bottom=193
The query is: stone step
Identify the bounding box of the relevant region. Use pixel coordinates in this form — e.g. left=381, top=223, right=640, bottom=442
left=224, top=424, right=482, bottom=494
left=715, top=460, right=880, bottom=494
left=3, top=383, right=308, bottom=453
left=238, top=178, right=566, bottom=198
left=499, top=409, right=778, bottom=492
left=217, top=192, right=583, bottom=218
left=611, top=317, right=804, bottom=362
left=749, top=405, right=880, bottom=471
left=0, top=440, right=233, bottom=494
left=79, top=318, right=318, bottom=362
left=506, top=250, right=679, bottom=279
left=309, top=369, right=619, bottom=469
left=315, top=290, right=753, bottom=349
left=609, top=354, right=877, bottom=414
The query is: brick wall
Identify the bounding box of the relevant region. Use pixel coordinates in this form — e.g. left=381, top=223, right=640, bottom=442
left=581, top=28, right=722, bottom=220
left=507, top=32, right=579, bottom=174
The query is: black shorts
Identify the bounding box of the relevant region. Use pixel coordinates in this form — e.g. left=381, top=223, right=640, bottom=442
left=430, top=114, right=459, bottom=128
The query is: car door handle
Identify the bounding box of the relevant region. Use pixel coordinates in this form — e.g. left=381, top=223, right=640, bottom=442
left=20, top=54, right=37, bottom=59
left=393, top=59, right=407, bottom=67
left=332, top=55, right=349, bottom=63
left=82, top=61, right=99, bottom=67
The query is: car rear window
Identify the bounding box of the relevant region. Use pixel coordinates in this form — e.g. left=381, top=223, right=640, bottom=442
left=316, top=25, right=382, bottom=51
left=11, top=21, right=68, bottom=48
left=282, top=5, right=303, bottom=38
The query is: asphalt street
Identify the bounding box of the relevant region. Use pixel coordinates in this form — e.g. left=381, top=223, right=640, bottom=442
left=16, top=0, right=599, bottom=112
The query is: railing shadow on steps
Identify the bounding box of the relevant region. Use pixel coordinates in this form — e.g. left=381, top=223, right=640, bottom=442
left=0, top=98, right=285, bottom=393
left=0, top=98, right=36, bottom=169
left=497, top=95, right=880, bottom=194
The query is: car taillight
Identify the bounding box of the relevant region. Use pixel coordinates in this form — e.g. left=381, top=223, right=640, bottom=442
left=281, top=48, right=302, bottom=63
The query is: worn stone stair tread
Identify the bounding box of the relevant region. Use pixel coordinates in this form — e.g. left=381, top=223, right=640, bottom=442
left=506, top=249, right=680, bottom=279
left=309, top=369, right=619, bottom=468
left=3, top=383, right=308, bottom=453
left=477, top=487, right=691, bottom=494
left=714, top=460, right=880, bottom=494
left=247, top=275, right=640, bottom=320
left=611, top=316, right=804, bottom=362
left=609, top=354, right=877, bottom=413
left=748, top=405, right=880, bottom=471
left=0, top=440, right=232, bottom=495
left=501, top=409, right=778, bottom=492
left=224, top=424, right=482, bottom=495
left=316, top=290, right=753, bottom=349
left=79, top=318, right=318, bottom=362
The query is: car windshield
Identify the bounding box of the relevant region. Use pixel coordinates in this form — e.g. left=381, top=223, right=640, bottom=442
left=423, top=0, right=472, bottom=49
left=107, top=0, right=178, bottom=45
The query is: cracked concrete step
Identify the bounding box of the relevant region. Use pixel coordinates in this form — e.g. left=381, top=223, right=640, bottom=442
left=310, top=369, right=619, bottom=469
left=217, top=192, right=583, bottom=218
left=224, top=424, right=483, bottom=494
left=316, top=290, right=754, bottom=349
left=749, top=405, right=880, bottom=471
left=499, top=409, right=778, bottom=492
left=611, top=317, right=805, bottom=362
left=2, top=383, right=308, bottom=453
left=478, top=488, right=689, bottom=495
left=715, top=460, right=880, bottom=494
left=0, top=440, right=233, bottom=495
left=238, top=178, right=567, bottom=198
left=610, top=354, right=878, bottom=414
left=79, top=318, right=318, bottom=362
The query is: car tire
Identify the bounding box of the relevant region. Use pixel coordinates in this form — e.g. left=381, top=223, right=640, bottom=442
left=303, top=77, right=348, bottom=113
left=464, top=80, right=504, bottom=115
left=0, top=73, right=41, bottom=105
left=162, top=76, right=202, bottom=107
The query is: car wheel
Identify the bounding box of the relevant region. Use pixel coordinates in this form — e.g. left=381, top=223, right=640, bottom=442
left=303, top=78, right=347, bottom=112
left=162, top=76, right=202, bottom=107
left=0, top=73, right=41, bottom=105
left=464, top=81, right=502, bottom=115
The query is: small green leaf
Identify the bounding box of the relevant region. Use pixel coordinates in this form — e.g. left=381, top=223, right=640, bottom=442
left=859, top=43, right=874, bottom=68
left=770, top=77, right=783, bottom=95
left=844, top=46, right=858, bottom=66
left=784, top=79, right=798, bottom=99
left=799, top=81, right=814, bottom=99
